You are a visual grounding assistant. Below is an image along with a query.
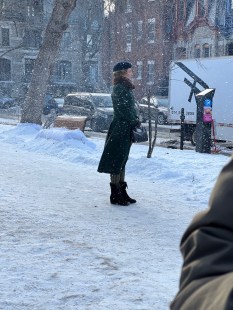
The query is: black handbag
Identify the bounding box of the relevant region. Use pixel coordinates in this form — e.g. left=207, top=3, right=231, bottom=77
left=131, top=125, right=148, bottom=143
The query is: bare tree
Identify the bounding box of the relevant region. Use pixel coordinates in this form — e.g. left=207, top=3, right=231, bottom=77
left=75, top=0, right=104, bottom=91
left=75, top=0, right=115, bottom=92
left=20, top=0, right=77, bottom=125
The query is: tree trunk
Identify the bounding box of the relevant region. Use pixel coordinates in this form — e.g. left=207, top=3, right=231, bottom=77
left=20, top=0, right=77, bottom=125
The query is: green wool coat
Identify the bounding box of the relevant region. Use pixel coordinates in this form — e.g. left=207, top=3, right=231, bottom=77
left=97, top=78, right=139, bottom=175
left=170, top=157, right=233, bottom=310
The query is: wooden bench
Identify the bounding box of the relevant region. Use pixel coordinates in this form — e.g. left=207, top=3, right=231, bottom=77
left=53, top=115, right=88, bottom=132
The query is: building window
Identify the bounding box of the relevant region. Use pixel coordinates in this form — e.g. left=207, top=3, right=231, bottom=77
left=186, top=0, right=193, bottom=17
left=90, top=63, right=98, bottom=83
left=136, top=61, right=143, bottom=80
left=27, top=4, right=35, bottom=16
left=0, top=58, right=11, bottom=81
left=86, top=34, right=93, bottom=51
left=203, top=43, right=210, bottom=57
left=1, top=28, right=9, bottom=46
left=27, top=0, right=43, bottom=17
left=137, top=21, right=143, bottom=40
left=33, top=0, right=43, bottom=15
left=126, top=22, right=132, bottom=52
left=228, top=0, right=233, bottom=12
left=125, top=0, right=132, bottom=12
left=208, top=0, right=214, bottom=12
left=147, top=61, right=155, bottom=84
left=227, top=42, right=233, bottom=55
left=148, top=18, right=155, bottom=43
left=197, top=0, right=206, bottom=17
left=58, top=61, right=72, bottom=82
left=23, top=29, right=42, bottom=48
left=0, top=0, right=5, bottom=11
left=194, top=44, right=201, bottom=58
left=25, top=58, right=36, bottom=82
left=61, top=32, right=71, bottom=49
left=126, top=43, right=131, bottom=52
left=178, top=0, right=185, bottom=20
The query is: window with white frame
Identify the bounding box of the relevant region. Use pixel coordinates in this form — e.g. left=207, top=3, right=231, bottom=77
left=136, top=61, right=143, bottom=80
left=126, top=22, right=132, bottom=52
left=147, top=61, right=155, bottom=84
left=27, top=5, right=35, bottom=16
left=126, top=0, right=132, bottom=12
left=148, top=18, right=155, bottom=43
left=137, top=21, right=143, bottom=40
left=27, top=0, right=43, bottom=17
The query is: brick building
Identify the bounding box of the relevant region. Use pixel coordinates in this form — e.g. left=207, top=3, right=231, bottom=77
left=101, top=0, right=174, bottom=99
left=102, top=0, right=233, bottom=100
left=173, top=0, right=233, bottom=60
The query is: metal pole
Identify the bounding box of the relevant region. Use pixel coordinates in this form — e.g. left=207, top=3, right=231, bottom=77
left=180, top=108, right=185, bottom=150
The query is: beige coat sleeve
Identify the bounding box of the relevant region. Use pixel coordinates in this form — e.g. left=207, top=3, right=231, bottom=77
left=170, top=157, right=233, bottom=310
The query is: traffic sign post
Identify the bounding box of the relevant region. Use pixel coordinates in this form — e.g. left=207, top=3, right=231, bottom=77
left=195, top=88, right=215, bottom=153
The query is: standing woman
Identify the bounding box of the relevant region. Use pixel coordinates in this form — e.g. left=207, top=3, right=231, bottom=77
left=97, top=61, right=139, bottom=206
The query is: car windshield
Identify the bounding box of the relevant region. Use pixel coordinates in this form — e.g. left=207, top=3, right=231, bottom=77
left=0, top=97, right=17, bottom=109
left=93, top=95, right=112, bottom=107
left=157, top=99, right=169, bottom=108
left=54, top=98, right=64, bottom=107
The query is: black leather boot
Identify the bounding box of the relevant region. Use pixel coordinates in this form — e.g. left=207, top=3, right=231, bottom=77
left=110, top=183, right=129, bottom=206
left=120, top=182, right=136, bottom=204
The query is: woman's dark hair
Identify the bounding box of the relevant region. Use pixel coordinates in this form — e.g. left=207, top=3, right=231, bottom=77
left=112, top=69, right=128, bottom=85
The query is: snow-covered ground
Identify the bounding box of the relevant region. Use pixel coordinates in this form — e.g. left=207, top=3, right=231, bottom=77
left=0, top=123, right=230, bottom=310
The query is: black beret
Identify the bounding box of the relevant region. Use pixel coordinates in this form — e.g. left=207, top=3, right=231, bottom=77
left=113, top=61, right=132, bottom=72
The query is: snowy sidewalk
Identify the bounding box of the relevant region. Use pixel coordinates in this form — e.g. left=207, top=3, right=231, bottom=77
left=0, top=124, right=230, bottom=309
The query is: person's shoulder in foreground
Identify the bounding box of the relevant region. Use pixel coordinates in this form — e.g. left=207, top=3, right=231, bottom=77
left=171, top=157, right=233, bottom=310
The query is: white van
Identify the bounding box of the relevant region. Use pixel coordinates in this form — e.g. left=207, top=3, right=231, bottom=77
left=168, top=56, right=233, bottom=144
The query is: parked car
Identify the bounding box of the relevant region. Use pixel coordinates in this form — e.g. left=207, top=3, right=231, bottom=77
left=0, top=97, right=17, bottom=109
left=43, top=94, right=59, bottom=115
left=53, top=97, right=64, bottom=114
left=138, top=96, right=169, bottom=125
left=62, top=92, right=114, bottom=132
left=54, top=97, right=64, bottom=108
